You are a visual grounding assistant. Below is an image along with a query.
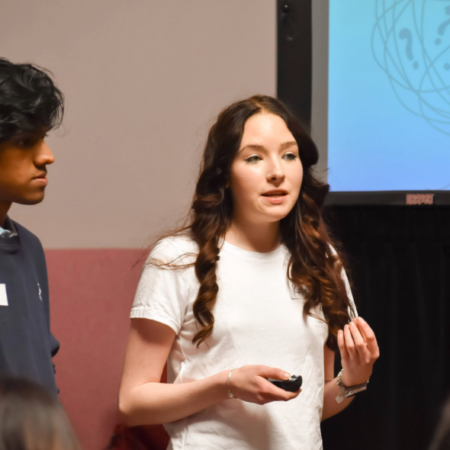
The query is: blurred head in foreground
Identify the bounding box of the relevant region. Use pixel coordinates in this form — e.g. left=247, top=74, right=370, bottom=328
left=430, top=395, right=450, bottom=450
left=0, top=377, right=80, bottom=450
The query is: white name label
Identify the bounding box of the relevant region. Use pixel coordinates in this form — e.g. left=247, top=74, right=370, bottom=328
left=0, top=284, right=8, bottom=306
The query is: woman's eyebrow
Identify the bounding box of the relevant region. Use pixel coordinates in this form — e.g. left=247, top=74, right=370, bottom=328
left=239, top=141, right=298, bottom=153
left=239, top=144, right=265, bottom=153
left=280, top=140, right=298, bottom=150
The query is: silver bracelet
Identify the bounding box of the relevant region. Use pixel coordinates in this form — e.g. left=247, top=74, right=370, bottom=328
left=227, top=369, right=236, bottom=399
left=335, top=368, right=369, bottom=404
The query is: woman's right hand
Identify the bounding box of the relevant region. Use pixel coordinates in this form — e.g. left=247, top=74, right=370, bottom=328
left=228, top=365, right=301, bottom=405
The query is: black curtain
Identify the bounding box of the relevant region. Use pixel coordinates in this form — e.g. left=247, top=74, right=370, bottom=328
left=321, top=205, right=450, bottom=450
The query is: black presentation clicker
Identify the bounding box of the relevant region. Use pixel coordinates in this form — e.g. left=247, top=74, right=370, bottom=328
left=267, top=375, right=303, bottom=392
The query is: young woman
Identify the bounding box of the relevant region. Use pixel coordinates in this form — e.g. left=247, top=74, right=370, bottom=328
left=119, top=95, right=379, bottom=449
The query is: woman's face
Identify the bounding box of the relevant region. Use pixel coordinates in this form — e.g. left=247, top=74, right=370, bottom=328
left=229, top=112, right=303, bottom=225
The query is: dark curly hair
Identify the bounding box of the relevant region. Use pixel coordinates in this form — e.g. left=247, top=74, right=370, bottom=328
left=0, top=57, right=64, bottom=143
left=153, top=95, right=355, bottom=351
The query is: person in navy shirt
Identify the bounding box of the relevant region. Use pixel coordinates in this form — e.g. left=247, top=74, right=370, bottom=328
left=0, top=57, right=64, bottom=394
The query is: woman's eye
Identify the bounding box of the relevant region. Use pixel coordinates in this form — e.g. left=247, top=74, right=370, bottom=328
left=283, top=152, right=297, bottom=161
left=245, top=155, right=261, bottom=163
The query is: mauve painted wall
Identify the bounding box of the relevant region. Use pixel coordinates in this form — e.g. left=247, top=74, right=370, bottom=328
left=47, top=249, right=143, bottom=449
left=4, top=0, right=276, bottom=249
left=48, top=249, right=170, bottom=449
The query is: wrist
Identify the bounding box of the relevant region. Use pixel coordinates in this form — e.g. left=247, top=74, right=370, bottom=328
left=226, top=368, right=238, bottom=399
left=335, top=368, right=370, bottom=404
left=212, top=370, right=232, bottom=402
left=340, top=370, right=370, bottom=387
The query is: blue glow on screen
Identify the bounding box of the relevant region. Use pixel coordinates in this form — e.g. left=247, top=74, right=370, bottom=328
left=328, top=0, right=450, bottom=191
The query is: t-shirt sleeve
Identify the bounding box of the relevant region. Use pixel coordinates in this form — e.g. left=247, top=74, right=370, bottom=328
left=130, top=239, right=192, bottom=334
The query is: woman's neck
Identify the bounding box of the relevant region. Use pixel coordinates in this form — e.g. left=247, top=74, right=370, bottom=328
left=225, top=218, right=281, bottom=253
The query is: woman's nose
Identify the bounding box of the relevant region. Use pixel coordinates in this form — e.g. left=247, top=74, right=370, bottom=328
left=266, top=159, right=285, bottom=182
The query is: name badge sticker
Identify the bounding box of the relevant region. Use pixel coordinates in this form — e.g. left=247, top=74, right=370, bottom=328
left=0, top=284, right=8, bottom=306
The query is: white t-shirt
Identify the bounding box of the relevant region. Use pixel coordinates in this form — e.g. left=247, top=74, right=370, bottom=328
left=130, top=235, right=356, bottom=450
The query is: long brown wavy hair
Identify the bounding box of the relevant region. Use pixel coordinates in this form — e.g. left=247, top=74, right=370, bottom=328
left=152, top=95, right=355, bottom=351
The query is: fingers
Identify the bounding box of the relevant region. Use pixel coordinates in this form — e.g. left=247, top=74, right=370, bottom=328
left=339, top=318, right=380, bottom=364
left=348, top=321, right=371, bottom=363
left=343, top=323, right=357, bottom=359
left=256, top=365, right=290, bottom=381
left=337, top=329, right=349, bottom=361
left=281, top=388, right=302, bottom=401
left=355, top=317, right=380, bottom=359
left=353, top=317, right=368, bottom=342
left=336, top=318, right=380, bottom=386
left=234, top=365, right=302, bottom=406
left=262, top=380, right=302, bottom=402
left=255, top=366, right=301, bottom=403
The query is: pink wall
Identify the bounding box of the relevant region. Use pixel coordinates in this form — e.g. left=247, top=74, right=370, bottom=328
left=47, top=249, right=166, bottom=449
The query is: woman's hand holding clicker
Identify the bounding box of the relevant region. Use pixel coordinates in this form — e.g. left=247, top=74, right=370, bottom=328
left=337, top=316, right=380, bottom=386
left=228, top=365, right=301, bottom=405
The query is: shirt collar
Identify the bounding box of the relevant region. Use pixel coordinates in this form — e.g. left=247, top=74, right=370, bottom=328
left=0, top=217, right=18, bottom=238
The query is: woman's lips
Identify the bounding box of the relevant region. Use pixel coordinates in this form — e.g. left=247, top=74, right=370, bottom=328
left=261, top=193, right=288, bottom=204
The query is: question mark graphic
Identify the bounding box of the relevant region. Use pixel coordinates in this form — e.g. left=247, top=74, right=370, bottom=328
left=399, top=28, right=419, bottom=69
left=435, top=6, right=450, bottom=45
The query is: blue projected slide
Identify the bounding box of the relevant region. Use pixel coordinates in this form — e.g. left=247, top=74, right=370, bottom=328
left=328, top=0, right=450, bottom=191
